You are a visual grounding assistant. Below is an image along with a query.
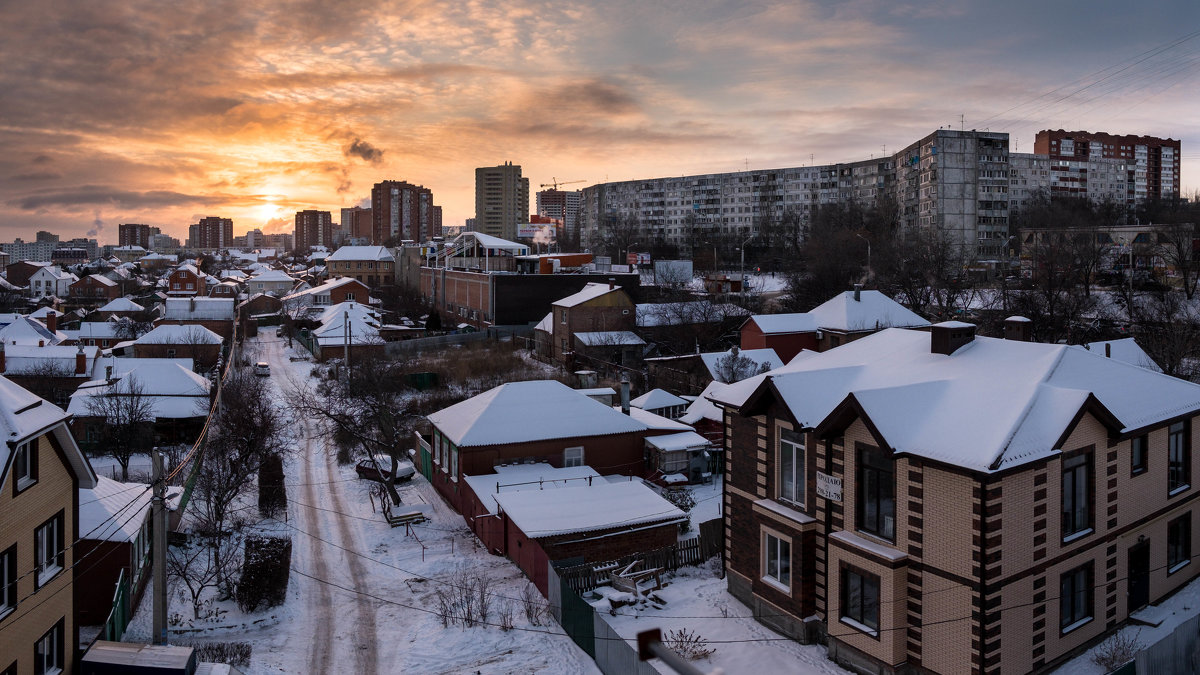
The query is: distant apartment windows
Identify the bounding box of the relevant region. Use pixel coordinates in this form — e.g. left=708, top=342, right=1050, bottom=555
left=778, top=429, right=805, bottom=506
left=34, top=511, right=64, bottom=587
left=857, top=446, right=895, bottom=541
left=1132, top=434, right=1148, bottom=475
left=563, top=446, right=584, bottom=468
left=33, top=618, right=64, bottom=675
left=1060, top=563, right=1093, bottom=632
left=1061, top=451, right=1092, bottom=540
left=0, top=545, right=15, bottom=619
left=1169, top=421, right=1190, bottom=494
left=841, top=566, right=880, bottom=634
left=762, top=530, right=791, bottom=591
left=1168, top=512, right=1191, bottom=573
left=13, top=440, right=35, bottom=492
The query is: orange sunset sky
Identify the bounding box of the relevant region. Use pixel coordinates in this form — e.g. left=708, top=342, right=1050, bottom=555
left=2, top=0, right=1198, bottom=243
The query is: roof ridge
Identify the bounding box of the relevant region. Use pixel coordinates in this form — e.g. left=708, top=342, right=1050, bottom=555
left=988, top=343, right=1070, bottom=470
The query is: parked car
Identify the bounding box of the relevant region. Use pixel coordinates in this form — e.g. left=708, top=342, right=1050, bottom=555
left=254, top=362, right=270, bottom=376
left=355, top=454, right=416, bottom=483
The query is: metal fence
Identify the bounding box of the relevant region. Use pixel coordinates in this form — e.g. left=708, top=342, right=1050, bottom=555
left=1129, top=613, right=1200, bottom=674
left=102, top=569, right=130, bottom=642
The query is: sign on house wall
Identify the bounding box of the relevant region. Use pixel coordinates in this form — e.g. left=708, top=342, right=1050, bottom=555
left=817, top=472, right=842, bottom=502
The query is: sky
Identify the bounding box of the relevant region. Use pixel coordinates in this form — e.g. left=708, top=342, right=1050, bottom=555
left=2, top=0, right=1198, bottom=243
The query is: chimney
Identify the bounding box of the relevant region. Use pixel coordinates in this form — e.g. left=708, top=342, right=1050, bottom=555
left=75, top=345, right=86, bottom=375
left=853, top=284, right=862, bottom=302
left=930, top=321, right=976, bottom=356
left=1003, top=316, right=1032, bottom=342
left=1105, top=343, right=1112, bottom=358
left=620, top=375, right=631, bottom=415
left=105, top=365, right=113, bottom=381
left=608, top=277, right=616, bottom=290
left=46, top=311, right=57, bottom=334
left=0, top=343, right=5, bottom=373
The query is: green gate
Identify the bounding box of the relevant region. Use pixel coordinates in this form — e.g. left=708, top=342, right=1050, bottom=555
left=559, top=574, right=595, bottom=658
left=102, top=569, right=130, bottom=642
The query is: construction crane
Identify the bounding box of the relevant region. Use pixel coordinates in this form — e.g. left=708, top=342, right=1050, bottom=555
left=539, top=178, right=586, bottom=191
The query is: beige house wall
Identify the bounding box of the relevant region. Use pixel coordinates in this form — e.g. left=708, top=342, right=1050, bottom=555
left=0, top=432, right=77, bottom=675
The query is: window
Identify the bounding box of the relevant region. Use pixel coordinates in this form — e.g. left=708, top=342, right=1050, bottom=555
left=1169, top=513, right=1191, bottom=573
left=762, top=531, right=790, bottom=590
left=1062, top=451, right=1092, bottom=540
left=779, top=429, right=804, bottom=506
left=450, top=445, right=458, bottom=478
left=1, top=545, right=15, bottom=619
left=34, top=618, right=63, bottom=675
left=1131, top=434, right=1148, bottom=475
left=34, top=512, right=64, bottom=587
left=1169, top=421, right=1190, bottom=494
left=857, top=446, right=895, bottom=541
left=166, top=349, right=176, bottom=358
left=13, top=441, right=35, bottom=492
left=1060, top=564, right=1093, bottom=632
left=345, top=292, right=355, bottom=301
left=841, top=567, right=880, bottom=633
left=563, top=447, right=584, bottom=468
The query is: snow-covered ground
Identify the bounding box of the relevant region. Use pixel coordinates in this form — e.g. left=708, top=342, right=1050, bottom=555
left=124, top=334, right=601, bottom=674
left=589, top=564, right=850, bottom=674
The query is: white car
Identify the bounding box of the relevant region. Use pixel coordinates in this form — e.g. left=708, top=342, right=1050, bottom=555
left=254, top=362, right=270, bottom=376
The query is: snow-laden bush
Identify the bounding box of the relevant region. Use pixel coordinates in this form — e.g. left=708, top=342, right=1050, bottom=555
left=1091, top=630, right=1142, bottom=671
left=236, top=536, right=292, bottom=612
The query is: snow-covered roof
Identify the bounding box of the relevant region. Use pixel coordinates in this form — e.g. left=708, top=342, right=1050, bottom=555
left=494, top=481, right=686, bottom=538
left=313, top=312, right=381, bottom=346
left=162, top=297, right=235, bottom=320
left=452, top=231, right=530, bottom=253
left=316, top=301, right=379, bottom=326
left=0, top=375, right=96, bottom=491
left=623, top=406, right=692, bottom=431
left=428, top=380, right=647, bottom=448
left=326, top=246, right=394, bottom=262
left=630, top=388, right=688, bottom=411
left=281, top=276, right=363, bottom=303
left=62, top=322, right=122, bottom=341
left=3, top=345, right=99, bottom=376
left=1078, top=338, right=1162, bottom=373
left=31, top=265, right=75, bottom=281
left=97, top=297, right=144, bottom=313
left=645, top=431, right=711, bottom=451
left=137, top=252, right=177, bottom=262
left=248, top=269, right=295, bottom=283
left=699, top=348, right=783, bottom=380
left=462, top=463, right=601, bottom=515
left=0, top=316, right=66, bottom=346
left=79, top=476, right=152, bottom=542
left=745, top=313, right=820, bottom=334
left=135, top=324, right=223, bottom=345
left=574, top=331, right=645, bottom=347
left=553, top=282, right=625, bottom=309
left=807, top=290, right=929, bottom=332
left=712, top=328, right=1200, bottom=472
left=534, top=312, right=553, bottom=335
left=680, top=380, right=728, bottom=425
left=78, top=274, right=117, bottom=287
left=68, top=361, right=211, bottom=420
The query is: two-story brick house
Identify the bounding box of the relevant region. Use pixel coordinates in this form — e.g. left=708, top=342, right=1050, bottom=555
left=534, top=282, right=638, bottom=365
left=68, top=274, right=120, bottom=304
left=711, top=322, right=1200, bottom=674
left=165, top=264, right=208, bottom=297
left=325, top=246, right=394, bottom=288
left=0, top=374, right=98, bottom=675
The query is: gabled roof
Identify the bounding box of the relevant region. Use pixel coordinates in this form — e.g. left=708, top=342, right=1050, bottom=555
left=808, top=290, right=929, bottom=332
left=552, top=282, right=625, bottom=309
left=428, top=380, right=647, bottom=448
left=1078, top=338, right=1162, bottom=372
left=135, top=324, right=222, bottom=345
left=493, top=481, right=685, bottom=538
left=631, top=388, right=688, bottom=411
left=79, top=476, right=152, bottom=542
left=326, top=246, right=394, bottom=262
left=680, top=380, right=727, bottom=425
left=3, top=345, right=100, bottom=376
left=162, top=297, right=235, bottom=320
left=534, top=312, right=553, bottom=335
left=623, top=406, right=692, bottom=431
left=96, top=298, right=144, bottom=313
left=248, top=269, right=295, bottom=283
left=67, top=361, right=210, bottom=420
left=0, top=375, right=96, bottom=491
left=712, top=328, right=1200, bottom=473
left=0, top=316, right=66, bottom=346
left=281, top=276, right=364, bottom=303
left=745, top=313, right=820, bottom=335
left=76, top=274, right=117, bottom=287
left=645, top=430, right=711, bottom=451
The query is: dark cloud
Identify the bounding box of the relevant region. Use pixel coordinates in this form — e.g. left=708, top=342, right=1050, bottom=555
left=10, top=186, right=223, bottom=210
left=8, top=172, right=62, bottom=181
left=31, top=155, right=52, bottom=165
left=344, top=138, right=384, bottom=165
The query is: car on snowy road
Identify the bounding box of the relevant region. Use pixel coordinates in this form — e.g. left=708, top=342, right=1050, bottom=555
left=355, top=455, right=416, bottom=483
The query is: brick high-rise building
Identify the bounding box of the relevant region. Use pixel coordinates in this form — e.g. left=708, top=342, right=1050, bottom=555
left=118, top=223, right=159, bottom=248
left=340, top=206, right=374, bottom=242
left=1035, top=129, right=1181, bottom=201
left=370, top=181, right=436, bottom=245
left=475, top=162, right=529, bottom=241
left=294, top=210, right=333, bottom=251
left=536, top=189, right=582, bottom=243
left=188, top=216, right=233, bottom=250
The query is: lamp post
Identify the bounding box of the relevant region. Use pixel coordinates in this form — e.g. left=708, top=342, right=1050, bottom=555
left=739, top=234, right=755, bottom=299
left=856, top=233, right=871, bottom=277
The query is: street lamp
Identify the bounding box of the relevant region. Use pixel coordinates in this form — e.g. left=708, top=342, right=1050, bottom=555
left=855, top=233, right=871, bottom=277
left=738, top=235, right=755, bottom=299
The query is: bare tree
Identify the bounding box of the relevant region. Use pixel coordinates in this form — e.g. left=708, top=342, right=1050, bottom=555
left=1135, top=292, right=1200, bottom=380
left=167, top=536, right=242, bottom=620
left=9, top=360, right=76, bottom=407
left=84, top=374, right=156, bottom=481
left=712, top=347, right=773, bottom=383
left=1154, top=222, right=1199, bottom=300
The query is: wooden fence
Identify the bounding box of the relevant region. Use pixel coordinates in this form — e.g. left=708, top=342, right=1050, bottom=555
left=556, top=518, right=723, bottom=595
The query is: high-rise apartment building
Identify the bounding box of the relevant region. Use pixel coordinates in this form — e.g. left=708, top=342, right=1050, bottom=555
left=1034, top=129, right=1181, bottom=201
left=294, top=210, right=333, bottom=251
left=475, top=162, right=529, bottom=241
left=118, top=223, right=161, bottom=248
left=188, top=216, right=233, bottom=250
left=340, top=206, right=374, bottom=241
left=370, top=181, right=437, bottom=245
left=536, top=189, right=583, bottom=242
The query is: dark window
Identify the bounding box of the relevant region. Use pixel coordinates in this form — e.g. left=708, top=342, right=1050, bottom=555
left=841, top=567, right=881, bottom=632
left=12, top=440, right=36, bottom=494
left=1060, top=563, right=1093, bottom=631
left=0, top=545, right=15, bottom=619
left=1169, top=421, right=1190, bottom=493
left=1169, top=513, right=1191, bottom=573
left=857, top=446, right=895, bottom=541
left=1131, top=435, right=1148, bottom=475
left=34, top=617, right=64, bottom=674
left=1062, top=451, right=1092, bottom=539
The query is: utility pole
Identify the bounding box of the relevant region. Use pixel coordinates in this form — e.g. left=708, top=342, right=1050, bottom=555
left=343, top=309, right=351, bottom=381
left=151, top=449, right=168, bottom=645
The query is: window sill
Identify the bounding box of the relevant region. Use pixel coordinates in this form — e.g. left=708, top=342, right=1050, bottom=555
left=1168, top=559, right=1190, bottom=575
left=0, top=605, right=13, bottom=624
left=839, top=616, right=880, bottom=638
left=1132, top=468, right=1147, bottom=477
left=760, top=575, right=791, bottom=595
left=36, top=565, right=62, bottom=588
left=1062, top=528, right=1094, bottom=544
left=15, top=476, right=36, bottom=493
left=1169, top=485, right=1191, bottom=497
left=1061, top=616, right=1093, bottom=635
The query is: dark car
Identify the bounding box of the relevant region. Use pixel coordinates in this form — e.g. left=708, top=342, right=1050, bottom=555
left=355, top=454, right=416, bottom=483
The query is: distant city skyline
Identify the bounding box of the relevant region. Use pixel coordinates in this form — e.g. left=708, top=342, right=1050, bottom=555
left=1, top=1, right=1198, bottom=242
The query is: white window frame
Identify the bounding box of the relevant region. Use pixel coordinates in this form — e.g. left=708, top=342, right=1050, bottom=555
left=34, top=620, right=63, bottom=675
left=35, top=514, right=63, bottom=587
left=761, top=528, right=792, bottom=594
left=563, top=446, right=584, bottom=468
left=0, top=545, right=15, bottom=619
left=778, top=429, right=804, bottom=507
left=14, top=440, right=34, bottom=490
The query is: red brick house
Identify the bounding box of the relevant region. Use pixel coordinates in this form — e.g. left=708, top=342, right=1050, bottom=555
left=69, top=274, right=120, bottom=304
left=166, top=264, right=208, bottom=297
left=132, top=324, right=223, bottom=369
left=740, top=313, right=820, bottom=363
left=533, top=282, right=636, bottom=364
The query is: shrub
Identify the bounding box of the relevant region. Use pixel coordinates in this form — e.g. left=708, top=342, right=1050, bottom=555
left=236, top=536, right=292, bottom=612
left=665, top=628, right=715, bottom=660
left=187, top=641, right=252, bottom=667
left=662, top=488, right=696, bottom=533
left=258, top=453, right=287, bottom=519
left=1092, top=630, right=1142, bottom=671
